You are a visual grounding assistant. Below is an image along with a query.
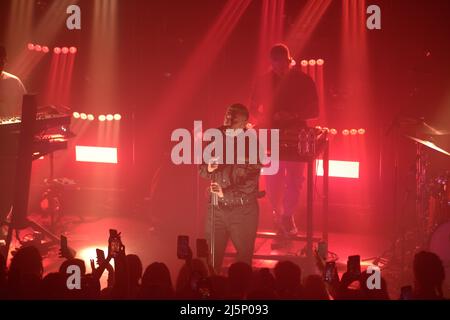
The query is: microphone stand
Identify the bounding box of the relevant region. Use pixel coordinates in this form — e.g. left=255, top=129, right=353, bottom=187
left=210, top=171, right=218, bottom=272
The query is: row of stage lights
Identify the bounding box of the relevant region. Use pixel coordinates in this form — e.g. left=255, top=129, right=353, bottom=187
left=301, top=59, right=325, bottom=66
left=316, top=126, right=366, bottom=136
left=73, top=112, right=122, bottom=121
left=27, top=43, right=77, bottom=54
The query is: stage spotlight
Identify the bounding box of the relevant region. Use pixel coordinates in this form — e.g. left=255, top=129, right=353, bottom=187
left=35, top=45, right=42, bottom=52
left=301, top=60, right=308, bottom=66
left=358, top=128, right=366, bottom=135
left=342, top=129, right=350, bottom=136
left=315, top=126, right=322, bottom=130
left=330, top=128, right=338, bottom=135
left=80, top=113, right=87, bottom=120
left=61, top=47, right=69, bottom=54
left=42, top=46, right=49, bottom=53
left=308, top=59, right=316, bottom=66
left=322, top=127, right=329, bottom=133
left=76, top=146, right=118, bottom=164
left=106, top=114, right=114, bottom=121
left=98, top=115, right=106, bottom=122
left=54, top=47, right=61, bottom=54
left=87, top=114, right=95, bottom=121
left=73, top=112, right=80, bottom=119
left=69, top=47, right=77, bottom=54
left=27, top=43, right=35, bottom=51
left=316, top=59, right=324, bottom=66
left=350, top=129, right=358, bottom=135
left=113, top=113, right=121, bottom=121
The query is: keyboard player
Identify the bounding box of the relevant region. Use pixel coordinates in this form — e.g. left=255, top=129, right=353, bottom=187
left=0, top=45, right=27, bottom=233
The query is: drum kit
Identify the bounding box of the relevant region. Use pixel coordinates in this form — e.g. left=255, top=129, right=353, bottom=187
left=382, top=117, right=450, bottom=289
left=398, top=118, right=449, bottom=238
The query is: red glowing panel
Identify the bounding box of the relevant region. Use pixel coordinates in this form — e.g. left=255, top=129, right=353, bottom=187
left=75, top=146, right=118, bottom=164
left=316, top=160, right=360, bottom=179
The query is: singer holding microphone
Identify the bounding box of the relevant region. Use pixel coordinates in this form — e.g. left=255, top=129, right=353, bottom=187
left=199, top=103, right=263, bottom=273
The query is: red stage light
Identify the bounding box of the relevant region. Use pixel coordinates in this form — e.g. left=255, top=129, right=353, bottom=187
left=54, top=47, right=61, bottom=54
left=75, top=146, right=118, bottom=164
left=61, top=47, right=69, bottom=54
left=113, top=114, right=121, bottom=121
left=301, top=60, right=308, bottom=66
left=35, top=45, right=42, bottom=52
left=106, top=114, right=114, bottom=121
left=358, top=128, right=366, bottom=135
left=330, top=128, right=338, bottom=135
left=69, top=47, right=77, bottom=54
left=342, top=129, right=350, bottom=136
left=316, top=160, right=360, bottom=179
left=308, top=59, right=316, bottom=66
left=27, top=43, right=35, bottom=51
left=87, top=114, right=95, bottom=121
left=316, top=59, right=324, bottom=66
left=350, top=129, right=358, bottom=135
left=42, top=46, right=49, bottom=53
left=98, top=115, right=106, bottom=122
left=80, top=113, right=87, bottom=120
left=73, top=112, right=80, bottom=119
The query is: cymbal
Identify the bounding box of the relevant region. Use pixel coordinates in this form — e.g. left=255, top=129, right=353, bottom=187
left=406, top=135, right=450, bottom=156
left=399, top=117, right=450, bottom=136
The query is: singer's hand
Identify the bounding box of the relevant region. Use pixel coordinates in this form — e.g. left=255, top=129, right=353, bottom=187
left=207, top=158, right=219, bottom=173
left=210, top=182, right=224, bottom=198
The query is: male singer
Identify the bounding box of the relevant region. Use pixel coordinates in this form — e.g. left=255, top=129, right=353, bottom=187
left=199, top=103, right=262, bottom=272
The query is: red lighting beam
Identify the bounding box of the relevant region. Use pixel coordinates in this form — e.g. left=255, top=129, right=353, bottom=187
left=155, top=0, right=252, bottom=124
left=285, top=0, right=332, bottom=58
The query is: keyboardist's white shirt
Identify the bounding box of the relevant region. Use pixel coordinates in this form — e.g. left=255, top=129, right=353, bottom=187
left=0, top=71, right=27, bottom=117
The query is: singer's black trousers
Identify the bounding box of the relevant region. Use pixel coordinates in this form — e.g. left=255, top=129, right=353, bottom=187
left=205, top=200, right=259, bottom=273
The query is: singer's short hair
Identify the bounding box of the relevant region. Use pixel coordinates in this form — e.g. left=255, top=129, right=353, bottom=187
left=228, top=103, right=249, bottom=120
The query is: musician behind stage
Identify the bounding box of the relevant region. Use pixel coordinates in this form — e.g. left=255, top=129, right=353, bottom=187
left=250, top=43, right=318, bottom=236
left=199, top=103, right=262, bottom=272
left=0, top=45, right=27, bottom=236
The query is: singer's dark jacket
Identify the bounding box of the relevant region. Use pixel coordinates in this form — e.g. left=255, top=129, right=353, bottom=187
left=199, top=162, right=261, bottom=208
left=199, top=128, right=262, bottom=208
